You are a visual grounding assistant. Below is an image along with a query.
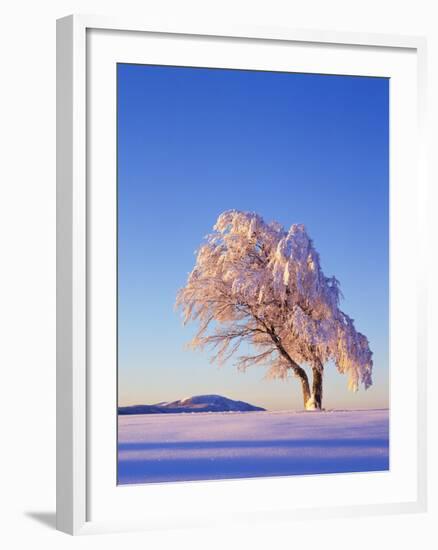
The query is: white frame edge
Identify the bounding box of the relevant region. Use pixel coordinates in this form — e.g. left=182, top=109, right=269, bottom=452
left=56, top=13, right=428, bottom=535
left=57, top=15, right=87, bottom=535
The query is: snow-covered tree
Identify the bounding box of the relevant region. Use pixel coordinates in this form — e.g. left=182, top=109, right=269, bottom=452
left=176, top=210, right=373, bottom=410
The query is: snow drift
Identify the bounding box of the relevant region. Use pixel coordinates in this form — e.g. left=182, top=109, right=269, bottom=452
left=118, top=408, right=389, bottom=484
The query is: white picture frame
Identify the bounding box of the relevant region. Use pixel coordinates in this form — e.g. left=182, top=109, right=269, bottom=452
left=56, top=14, right=428, bottom=535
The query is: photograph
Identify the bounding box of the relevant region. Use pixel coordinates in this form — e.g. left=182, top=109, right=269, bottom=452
left=116, top=63, right=389, bottom=485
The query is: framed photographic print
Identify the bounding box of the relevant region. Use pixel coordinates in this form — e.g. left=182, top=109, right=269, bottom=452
left=56, top=15, right=427, bottom=535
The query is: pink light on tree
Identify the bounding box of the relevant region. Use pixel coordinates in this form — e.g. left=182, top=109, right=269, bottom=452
left=176, top=210, right=373, bottom=410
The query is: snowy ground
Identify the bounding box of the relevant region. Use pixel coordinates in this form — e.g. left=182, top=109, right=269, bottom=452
left=118, top=409, right=389, bottom=485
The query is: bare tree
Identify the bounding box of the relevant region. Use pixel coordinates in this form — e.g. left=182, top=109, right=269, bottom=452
left=176, top=210, right=373, bottom=410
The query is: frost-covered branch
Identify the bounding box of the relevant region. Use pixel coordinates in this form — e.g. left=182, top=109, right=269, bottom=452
left=176, top=210, right=373, bottom=409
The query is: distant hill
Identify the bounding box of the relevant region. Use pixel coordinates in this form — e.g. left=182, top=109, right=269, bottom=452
left=118, top=394, right=265, bottom=415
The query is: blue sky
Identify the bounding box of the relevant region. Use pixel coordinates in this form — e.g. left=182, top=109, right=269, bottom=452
left=117, top=64, right=389, bottom=410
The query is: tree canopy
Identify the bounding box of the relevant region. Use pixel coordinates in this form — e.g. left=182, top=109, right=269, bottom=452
left=176, top=210, right=373, bottom=408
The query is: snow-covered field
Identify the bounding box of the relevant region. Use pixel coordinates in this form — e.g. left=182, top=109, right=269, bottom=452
left=118, top=409, right=389, bottom=485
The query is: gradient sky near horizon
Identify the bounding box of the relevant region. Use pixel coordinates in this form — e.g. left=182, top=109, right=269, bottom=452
left=117, top=63, right=389, bottom=411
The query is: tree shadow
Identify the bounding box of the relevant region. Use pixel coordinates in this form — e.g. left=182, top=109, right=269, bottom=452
left=25, top=511, right=57, bottom=530
left=118, top=451, right=389, bottom=484
left=118, top=437, right=389, bottom=452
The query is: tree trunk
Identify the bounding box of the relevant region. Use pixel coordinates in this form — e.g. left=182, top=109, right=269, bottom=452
left=263, top=328, right=313, bottom=410
left=298, top=372, right=312, bottom=409
left=310, top=366, right=323, bottom=410
left=268, top=334, right=311, bottom=409
left=289, top=363, right=311, bottom=409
